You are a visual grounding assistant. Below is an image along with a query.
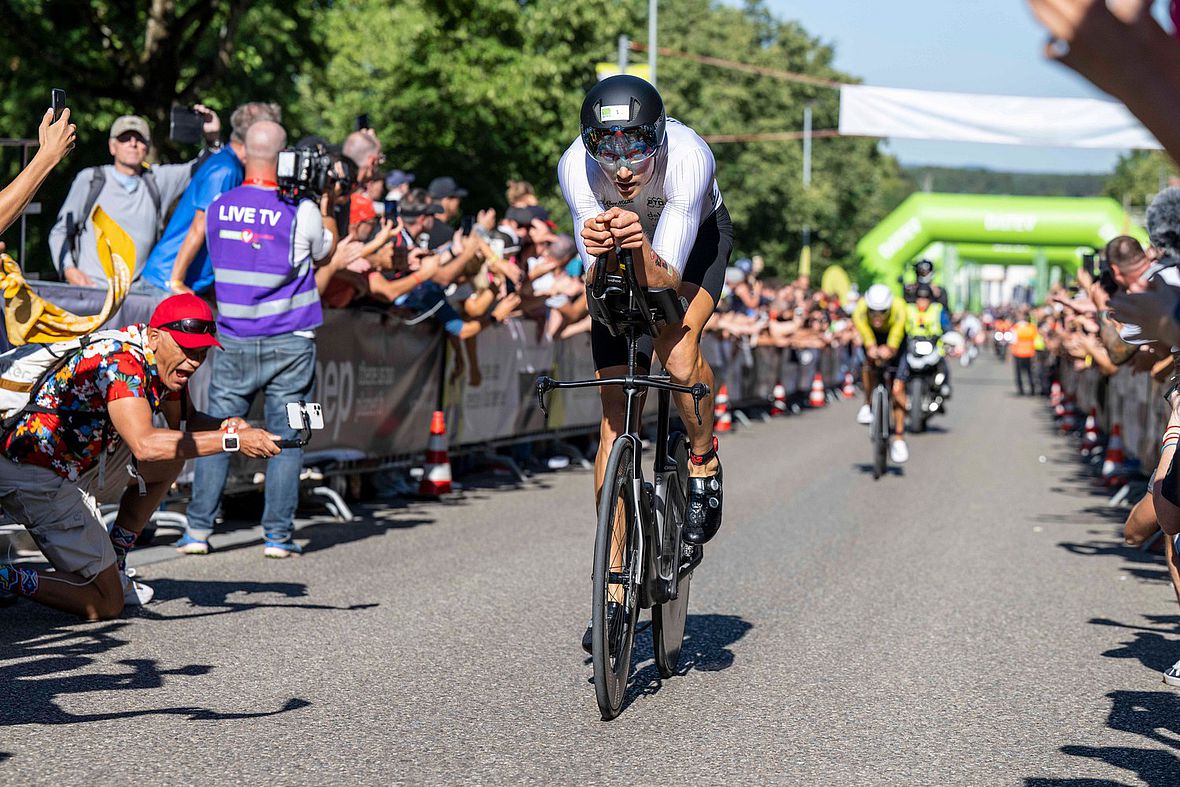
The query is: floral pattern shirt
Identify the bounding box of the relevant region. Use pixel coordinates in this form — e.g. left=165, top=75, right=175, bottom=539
left=2, top=324, right=177, bottom=480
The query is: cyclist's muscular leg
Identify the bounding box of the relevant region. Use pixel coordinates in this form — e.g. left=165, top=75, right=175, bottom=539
left=653, top=283, right=716, bottom=462
left=891, top=378, right=907, bottom=437
left=654, top=283, right=723, bottom=544
left=862, top=361, right=878, bottom=407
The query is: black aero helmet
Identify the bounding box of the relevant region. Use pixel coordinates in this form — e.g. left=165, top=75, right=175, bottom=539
left=914, top=259, right=934, bottom=281
left=580, top=75, right=667, bottom=175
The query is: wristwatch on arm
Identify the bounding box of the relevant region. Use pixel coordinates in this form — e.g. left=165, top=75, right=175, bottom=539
left=221, top=425, right=240, bottom=453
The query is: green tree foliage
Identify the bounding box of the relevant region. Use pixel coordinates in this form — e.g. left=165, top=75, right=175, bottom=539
left=0, top=0, right=908, bottom=281
left=647, top=0, right=911, bottom=277
left=1102, top=150, right=1178, bottom=211
left=295, top=0, right=638, bottom=220
left=0, top=0, right=320, bottom=271
left=298, top=0, right=909, bottom=279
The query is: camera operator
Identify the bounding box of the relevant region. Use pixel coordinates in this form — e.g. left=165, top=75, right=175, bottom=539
left=49, top=109, right=220, bottom=288
left=177, top=121, right=342, bottom=558
left=0, top=106, right=76, bottom=236
left=141, top=102, right=282, bottom=299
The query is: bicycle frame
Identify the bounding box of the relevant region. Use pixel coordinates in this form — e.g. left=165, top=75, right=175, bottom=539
left=535, top=251, right=708, bottom=605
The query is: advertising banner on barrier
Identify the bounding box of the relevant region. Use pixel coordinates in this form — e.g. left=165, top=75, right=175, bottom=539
left=310, top=310, right=443, bottom=460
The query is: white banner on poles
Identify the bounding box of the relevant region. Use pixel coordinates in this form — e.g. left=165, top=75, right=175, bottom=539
left=838, top=84, right=1161, bottom=150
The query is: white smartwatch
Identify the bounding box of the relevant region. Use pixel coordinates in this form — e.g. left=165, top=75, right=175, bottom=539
left=222, top=426, right=240, bottom=453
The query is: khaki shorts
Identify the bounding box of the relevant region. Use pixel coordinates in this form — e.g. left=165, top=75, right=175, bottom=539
left=0, top=443, right=137, bottom=579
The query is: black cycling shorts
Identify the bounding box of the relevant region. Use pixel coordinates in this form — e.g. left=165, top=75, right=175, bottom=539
left=590, top=203, right=733, bottom=371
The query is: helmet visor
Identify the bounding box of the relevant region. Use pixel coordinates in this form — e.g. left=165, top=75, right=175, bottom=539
left=582, top=124, right=661, bottom=171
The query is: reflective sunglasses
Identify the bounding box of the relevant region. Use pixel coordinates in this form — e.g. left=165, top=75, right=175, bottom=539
left=582, top=124, right=660, bottom=167
left=162, top=318, right=216, bottom=335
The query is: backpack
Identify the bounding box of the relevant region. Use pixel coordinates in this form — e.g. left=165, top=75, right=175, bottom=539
left=0, top=328, right=148, bottom=429
left=62, top=166, right=162, bottom=273
left=0, top=328, right=188, bottom=492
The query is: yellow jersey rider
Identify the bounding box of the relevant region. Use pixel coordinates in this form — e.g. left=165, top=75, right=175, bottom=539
left=853, top=284, right=906, bottom=443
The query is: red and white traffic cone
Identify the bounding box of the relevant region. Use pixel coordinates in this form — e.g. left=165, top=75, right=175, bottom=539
left=808, top=374, right=826, bottom=408
left=419, top=410, right=453, bottom=496
left=1102, top=423, right=1125, bottom=481
left=714, top=384, right=732, bottom=433
left=843, top=371, right=856, bottom=399
left=1081, top=408, right=1101, bottom=452
left=770, top=381, right=787, bottom=417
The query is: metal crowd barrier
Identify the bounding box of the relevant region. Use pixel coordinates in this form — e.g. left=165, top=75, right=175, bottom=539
left=1057, top=361, right=1169, bottom=470
left=3, top=282, right=852, bottom=483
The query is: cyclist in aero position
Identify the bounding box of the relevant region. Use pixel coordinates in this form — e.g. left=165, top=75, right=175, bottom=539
left=559, top=76, right=733, bottom=648
left=853, top=284, right=909, bottom=463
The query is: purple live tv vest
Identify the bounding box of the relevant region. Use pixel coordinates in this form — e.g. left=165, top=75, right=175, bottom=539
left=205, top=185, right=322, bottom=339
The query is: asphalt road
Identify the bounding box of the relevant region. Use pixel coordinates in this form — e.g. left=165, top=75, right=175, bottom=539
left=4, top=356, right=1180, bottom=786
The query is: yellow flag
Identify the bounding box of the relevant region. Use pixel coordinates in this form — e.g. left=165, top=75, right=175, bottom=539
left=1, top=205, right=135, bottom=345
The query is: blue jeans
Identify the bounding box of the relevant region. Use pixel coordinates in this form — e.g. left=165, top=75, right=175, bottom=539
left=186, top=332, right=316, bottom=544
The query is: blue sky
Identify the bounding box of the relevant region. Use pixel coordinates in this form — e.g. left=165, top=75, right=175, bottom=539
left=759, top=0, right=1167, bottom=174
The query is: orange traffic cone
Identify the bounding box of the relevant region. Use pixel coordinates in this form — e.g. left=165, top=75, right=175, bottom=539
left=714, top=384, right=732, bottom=432
left=809, top=374, right=826, bottom=408
left=770, top=381, right=787, bottom=416
left=419, top=410, right=453, bottom=496
left=842, top=371, right=856, bottom=399
left=1102, top=424, right=1125, bottom=479
left=1082, top=408, right=1101, bottom=451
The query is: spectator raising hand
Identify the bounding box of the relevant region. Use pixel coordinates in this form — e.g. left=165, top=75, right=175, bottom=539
left=1110, top=277, right=1180, bottom=348
left=0, top=107, right=76, bottom=237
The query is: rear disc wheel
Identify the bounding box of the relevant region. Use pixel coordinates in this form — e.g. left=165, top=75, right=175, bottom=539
left=653, top=433, right=691, bottom=678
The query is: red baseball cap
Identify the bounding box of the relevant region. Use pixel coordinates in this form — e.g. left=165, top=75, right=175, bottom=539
left=350, top=193, right=378, bottom=226
left=149, top=294, right=222, bottom=349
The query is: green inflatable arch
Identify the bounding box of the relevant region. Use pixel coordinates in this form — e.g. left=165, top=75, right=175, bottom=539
left=857, top=193, right=1147, bottom=288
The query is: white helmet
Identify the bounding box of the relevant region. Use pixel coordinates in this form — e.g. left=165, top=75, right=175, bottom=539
left=864, top=284, right=894, bottom=312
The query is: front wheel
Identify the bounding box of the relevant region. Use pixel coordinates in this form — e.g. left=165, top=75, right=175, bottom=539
left=592, top=437, right=641, bottom=720
left=871, top=384, right=888, bottom=480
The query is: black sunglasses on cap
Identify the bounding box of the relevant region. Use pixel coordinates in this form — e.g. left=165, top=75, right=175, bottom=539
left=162, top=318, right=216, bottom=335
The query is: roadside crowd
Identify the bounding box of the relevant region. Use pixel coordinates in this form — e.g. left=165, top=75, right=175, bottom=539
left=1027, top=0, right=1180, bottom=688
left=0, top=97, right=872, bottom=623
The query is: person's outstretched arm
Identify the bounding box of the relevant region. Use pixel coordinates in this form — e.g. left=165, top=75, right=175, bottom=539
left=0, top=108, right=76, bottom=236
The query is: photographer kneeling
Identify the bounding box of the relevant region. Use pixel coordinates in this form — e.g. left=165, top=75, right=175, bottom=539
left=178, top=122, right=344, bottom=558
left=0, top=294, right=280, bottom=620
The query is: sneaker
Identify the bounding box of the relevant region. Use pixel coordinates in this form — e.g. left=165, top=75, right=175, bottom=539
left=263, top=540, right=303, bottom=559
left=122, top=568, right=154, bottom=606
left=857, top=404, right=872, bottom=425
left=890, top=438, right=910, bottom=464
left=174, top=533, right=210, bottom=555
left=1164, top=658, right=1180, bottom=687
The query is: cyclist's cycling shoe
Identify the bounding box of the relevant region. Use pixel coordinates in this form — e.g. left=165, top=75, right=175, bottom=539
left=581, top=601, right=625, bottom=654
left=684, top=438, right=723, bottom=545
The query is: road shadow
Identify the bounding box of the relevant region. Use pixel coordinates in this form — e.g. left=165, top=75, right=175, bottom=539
left=1024, top=690, right=1180, bottom=785
left=0, top=617, right=310, bottom=728
left=133, top=579, right=379, bottom=622
left=1031, top=383, right=1180, bottom=784
left=852, top=463, right=905, bottom=478
left=617, top=613, right=752, bottom=713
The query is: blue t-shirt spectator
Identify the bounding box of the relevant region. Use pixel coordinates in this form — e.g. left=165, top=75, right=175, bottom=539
left=142, top=147, right=243, bottom=294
